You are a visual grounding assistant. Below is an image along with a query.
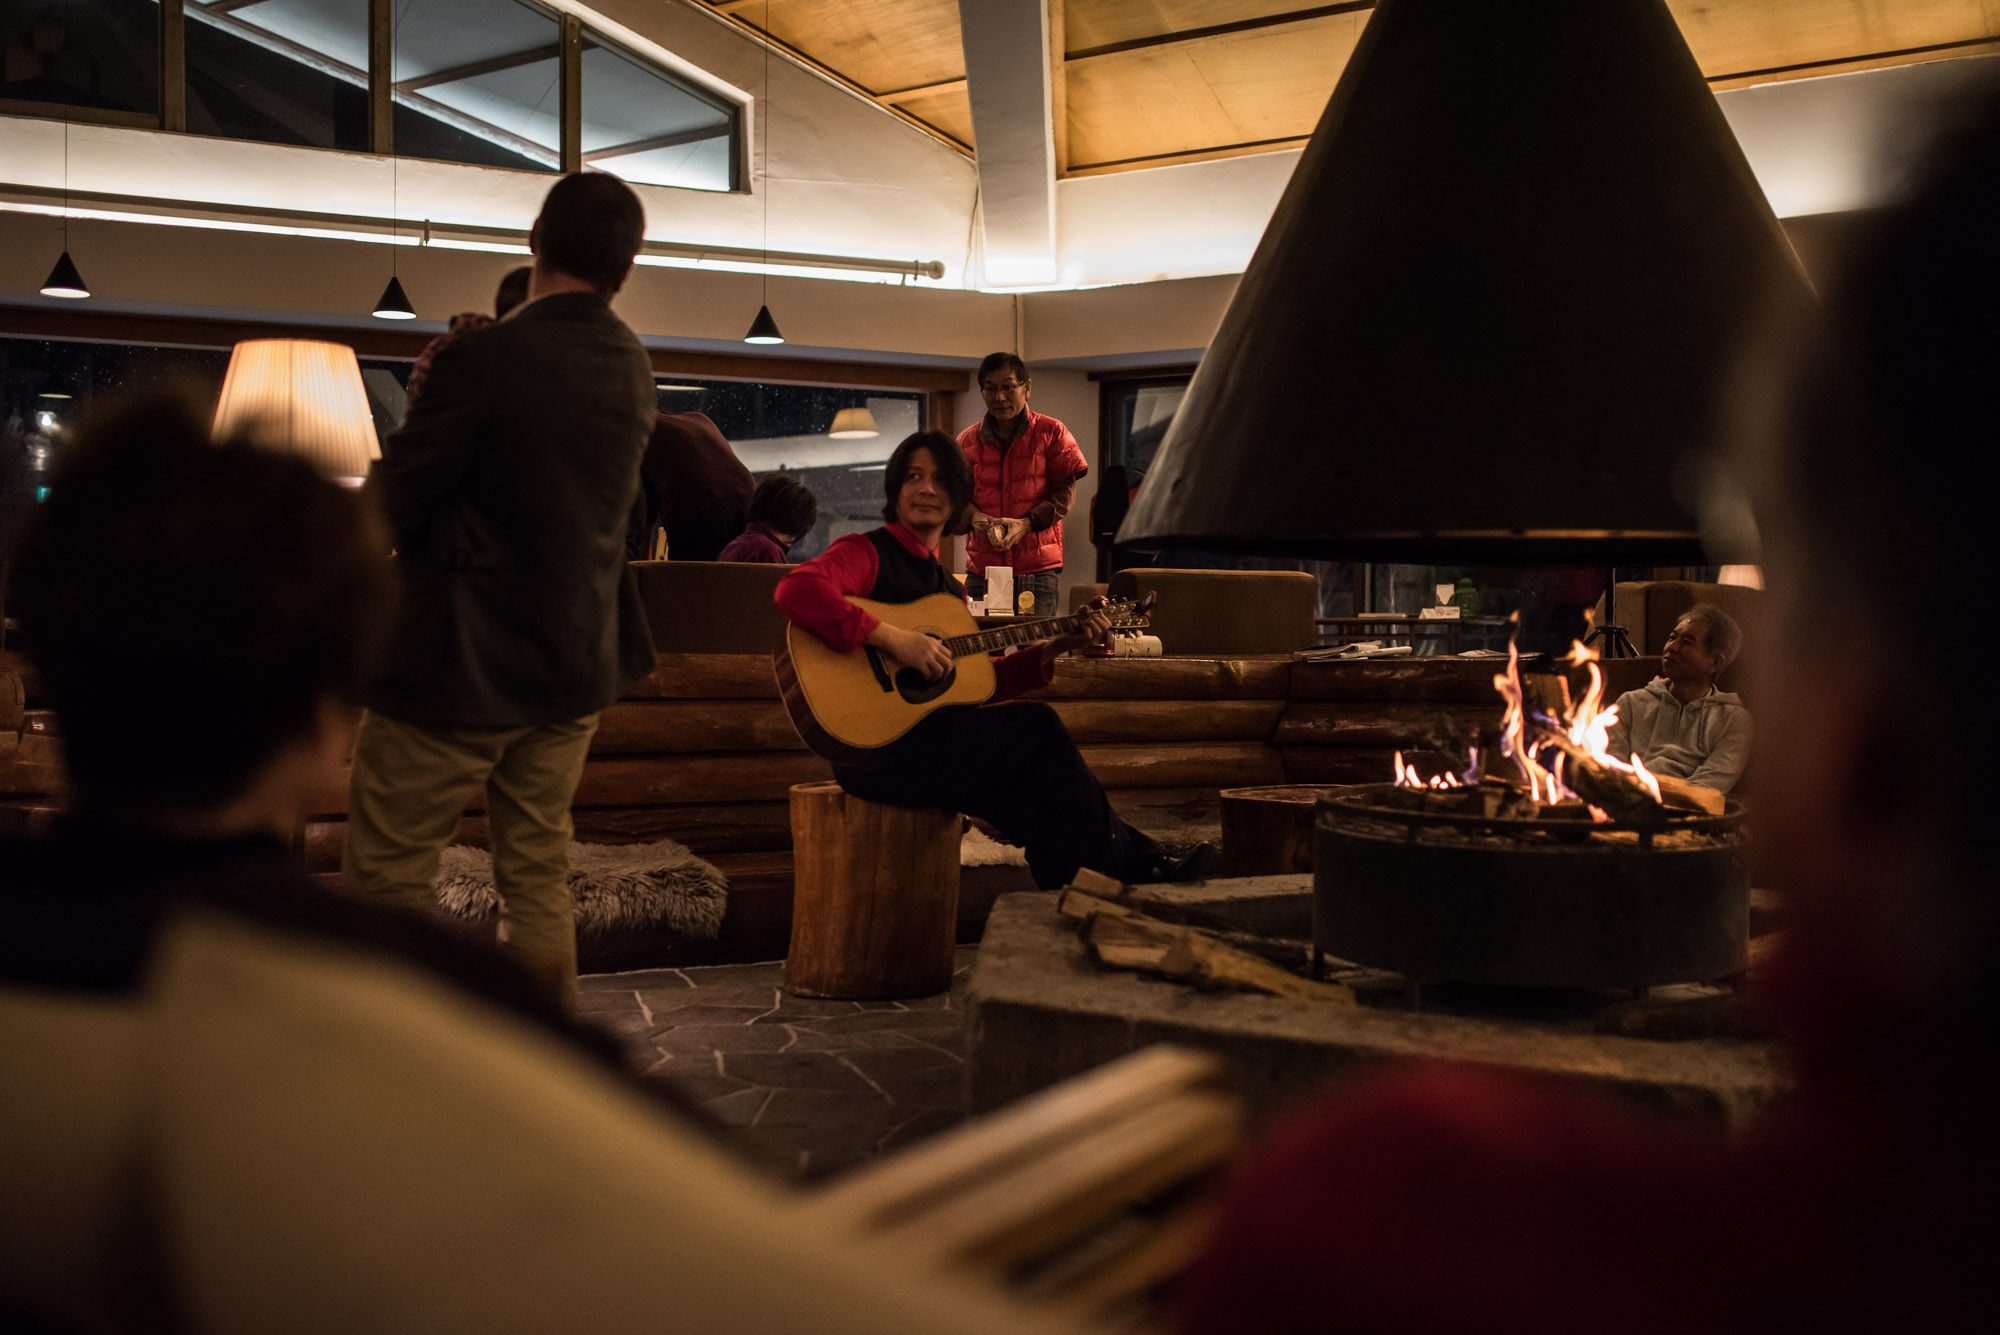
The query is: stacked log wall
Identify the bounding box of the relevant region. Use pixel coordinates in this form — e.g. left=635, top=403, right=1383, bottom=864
left=6, top=649, right=1665, bottom=867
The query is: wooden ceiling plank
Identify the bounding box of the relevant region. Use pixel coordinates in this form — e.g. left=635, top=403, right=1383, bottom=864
left=1065, top=14, right=1360, bottom=169
left=1706, top=38, right=2000, bottom=90
left=757, top=0, right=966, bottom=98
left=876, top=75, right=969, bottom=98
left=1065, top=1, right=1375, bottom=61
left=1668, top=0, right=1996, bottom=80
left=891, top=86, right=977, bottom=149
left=1051, top=0, right=1070, bottom=173
left=1065, top=136, right=1312, bottom=177
left=1062, top=0, right=1352, bottom=53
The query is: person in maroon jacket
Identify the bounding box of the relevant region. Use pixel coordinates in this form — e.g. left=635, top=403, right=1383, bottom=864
left=1172, top=87, right=2000, bottom=1335
left=776, top=430, right=1215, bottom=888
left=717, top=473, right=817, bottom=563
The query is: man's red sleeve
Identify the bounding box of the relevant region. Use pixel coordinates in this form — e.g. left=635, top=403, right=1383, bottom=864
left=775, top=536, right=881, bottom=653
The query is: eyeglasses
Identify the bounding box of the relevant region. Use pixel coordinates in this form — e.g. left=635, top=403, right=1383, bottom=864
left=982, top=380, right=1027, bottom=393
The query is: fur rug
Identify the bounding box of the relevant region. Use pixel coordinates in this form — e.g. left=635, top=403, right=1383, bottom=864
left=431, top=840, right=729, bottom=940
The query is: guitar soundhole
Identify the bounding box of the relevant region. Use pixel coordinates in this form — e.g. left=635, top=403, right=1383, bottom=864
left=894, top=663, right=957, bottom=704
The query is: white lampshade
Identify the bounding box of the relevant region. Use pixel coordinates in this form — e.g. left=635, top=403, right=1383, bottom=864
left=829, top=406, right=879, bottom=439
left=212, top=339, right=380, bottom=481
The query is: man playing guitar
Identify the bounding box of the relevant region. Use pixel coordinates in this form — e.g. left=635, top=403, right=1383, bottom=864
left=775, top=430, right=1216, bottom=888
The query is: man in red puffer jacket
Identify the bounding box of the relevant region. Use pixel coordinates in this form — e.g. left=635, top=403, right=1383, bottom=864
left=957, top=353, right=1088, bottom=617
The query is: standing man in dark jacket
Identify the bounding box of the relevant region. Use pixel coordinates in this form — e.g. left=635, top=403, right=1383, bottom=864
left=343, top=172, right=657, bottom=1004
left=636, top=410, right=757, bottom=561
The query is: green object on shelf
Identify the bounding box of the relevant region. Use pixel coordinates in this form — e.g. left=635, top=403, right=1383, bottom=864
left=1452, top=577, right=1481, bottom=616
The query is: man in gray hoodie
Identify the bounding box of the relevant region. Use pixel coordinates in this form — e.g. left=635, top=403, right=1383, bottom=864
left=1602, top=603, right=1751, bottom=792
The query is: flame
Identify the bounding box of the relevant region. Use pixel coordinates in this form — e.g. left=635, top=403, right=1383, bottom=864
left=1392, top=749, right=1464, bottom=790
left=1390, top=617, right=1664, bottom=812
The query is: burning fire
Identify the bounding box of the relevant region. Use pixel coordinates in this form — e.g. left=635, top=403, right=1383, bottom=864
left=1394, top=616, right=1663, bottom=816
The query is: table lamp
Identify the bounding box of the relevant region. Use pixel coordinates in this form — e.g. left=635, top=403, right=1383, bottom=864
left=212, top=339, right=380, bottom=483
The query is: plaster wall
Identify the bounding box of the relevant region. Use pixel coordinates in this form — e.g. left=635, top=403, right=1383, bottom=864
left=0, top=0, right=978, bottom=295
left=0, top=208, right=1016, bottom=363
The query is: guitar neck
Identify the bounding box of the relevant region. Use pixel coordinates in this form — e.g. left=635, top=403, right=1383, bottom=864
left=943, top=612, right=1087, bottom=658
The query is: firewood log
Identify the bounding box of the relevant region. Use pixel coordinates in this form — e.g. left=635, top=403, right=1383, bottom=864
left=1528, top=727, right=1669, bottom=829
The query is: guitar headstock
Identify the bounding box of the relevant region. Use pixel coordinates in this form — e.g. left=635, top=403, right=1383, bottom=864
left=1097, top=593, right=1154, bottom=634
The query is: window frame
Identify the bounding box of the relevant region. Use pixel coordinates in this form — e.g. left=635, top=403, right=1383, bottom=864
left=2, top=0, right=744, bottom=192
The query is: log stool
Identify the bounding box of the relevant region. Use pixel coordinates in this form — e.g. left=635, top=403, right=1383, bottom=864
left=785, top=781, right=961, bottom=999
left=1221, top=784, right=1369, bottom=876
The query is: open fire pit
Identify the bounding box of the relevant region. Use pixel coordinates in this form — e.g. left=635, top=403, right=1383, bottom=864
left=1309, top=632, right=1750, bottom=996
left=1314, top=785, right=1748, bottom=993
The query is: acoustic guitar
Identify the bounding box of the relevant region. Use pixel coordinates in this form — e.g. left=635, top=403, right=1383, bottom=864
left=774, top=591, right=1152, bottom=762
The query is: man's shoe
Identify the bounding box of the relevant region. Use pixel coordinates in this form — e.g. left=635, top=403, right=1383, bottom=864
left=1152, top=840, right=1220, bottom=884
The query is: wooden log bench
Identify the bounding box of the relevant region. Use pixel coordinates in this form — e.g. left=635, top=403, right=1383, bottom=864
left=1, top=648, right=1670, bottom=971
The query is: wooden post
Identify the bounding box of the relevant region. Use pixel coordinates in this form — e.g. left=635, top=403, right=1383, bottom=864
left=1220, top=784, right=1342, bottom=877
left=785, top=781, right=960, bottom=999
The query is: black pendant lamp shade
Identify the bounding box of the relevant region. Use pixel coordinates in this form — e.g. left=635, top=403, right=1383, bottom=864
left=39, top=250, right=89, bottom=300
left=373, top=274, right=417, bottom=320
left=744, top=303, right=784, bottom=345
left=1117, top=0, right=1815, bottom=565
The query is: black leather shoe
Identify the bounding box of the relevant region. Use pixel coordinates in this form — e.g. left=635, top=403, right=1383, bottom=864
left=1151, top=841, right=1220, bottom=884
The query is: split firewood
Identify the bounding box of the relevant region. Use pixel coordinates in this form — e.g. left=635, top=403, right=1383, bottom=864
left=1528, top=726, right=1669, bottom=829
left=1078, top=906, right=1354, bottom=1005
left=1067, top=867, right=1133, bottom=901
left=1653, top=774, right=1726, bottom=815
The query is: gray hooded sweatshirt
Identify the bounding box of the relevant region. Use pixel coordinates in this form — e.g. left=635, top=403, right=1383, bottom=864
left=1601, top=676, right=1752, bottom=793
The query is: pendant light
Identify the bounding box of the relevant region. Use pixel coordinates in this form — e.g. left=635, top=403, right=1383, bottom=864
left=743, top=0, right=784, bottom=345
left=373, top=8, right=415, bottom=320
left=829, top=405, right=879, bottom=438
left=41, top=50, right=89, bottom=301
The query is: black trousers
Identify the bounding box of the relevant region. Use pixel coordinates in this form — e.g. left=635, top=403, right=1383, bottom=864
left=834, top=701, right=1150, bottom=889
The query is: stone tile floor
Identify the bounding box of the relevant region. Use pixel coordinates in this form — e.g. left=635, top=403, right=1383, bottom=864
left=577, top=946, right=979, bottom=1182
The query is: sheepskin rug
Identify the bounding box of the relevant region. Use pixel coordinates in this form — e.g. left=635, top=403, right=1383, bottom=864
left=431, top=840, right=729, bottom=940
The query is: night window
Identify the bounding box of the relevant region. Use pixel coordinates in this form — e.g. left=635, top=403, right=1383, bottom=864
left=185, top=0, right=370, bottom=152
left=581, top=43, right=734, bottom=192
left=7, top=2, right=743, bottom=191
left=1, top=0, right=159, bottom=119
left=657, top=380, right=926, bottom=562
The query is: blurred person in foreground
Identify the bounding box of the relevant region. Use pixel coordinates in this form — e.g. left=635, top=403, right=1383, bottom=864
left=1172, top=87, right=2000, bottom=1335
left=717, top=472, right=818, bottom=562
left=0, top=396, right=1080, bottom=1335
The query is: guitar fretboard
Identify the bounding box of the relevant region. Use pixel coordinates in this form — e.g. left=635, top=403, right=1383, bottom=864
left=942, top=614, right=1081, bottom=658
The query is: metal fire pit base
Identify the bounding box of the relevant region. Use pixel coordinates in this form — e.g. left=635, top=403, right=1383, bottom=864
left=965, top=883, right=1782, bottom=1128
left=1314, top=788, right=1750, bottom=992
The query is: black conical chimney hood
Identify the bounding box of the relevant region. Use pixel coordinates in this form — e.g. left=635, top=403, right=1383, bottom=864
left=1118, top=0, right=1813, bottom=564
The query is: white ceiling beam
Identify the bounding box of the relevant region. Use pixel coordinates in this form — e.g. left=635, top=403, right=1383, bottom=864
left=958, top=0, right=1057, bottom=287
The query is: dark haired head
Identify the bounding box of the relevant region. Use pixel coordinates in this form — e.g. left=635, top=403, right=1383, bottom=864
left=881, top=430, right=972, bottom=530
left=7, top=390, right=393, bottom=816
left=530, top=172, right=646, bottom=293
left=977, top=351, right=1028, bottom=386
left=494, top=265, right=532, bottom=318
left=748, top=473, right=818, bottom=536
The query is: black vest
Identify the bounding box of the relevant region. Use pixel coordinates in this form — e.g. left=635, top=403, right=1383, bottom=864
left=865, top=528, right=965, bottom=604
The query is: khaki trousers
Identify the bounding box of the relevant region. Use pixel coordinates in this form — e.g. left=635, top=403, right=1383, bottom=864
left=342, top=711, right=599, bottom=1003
